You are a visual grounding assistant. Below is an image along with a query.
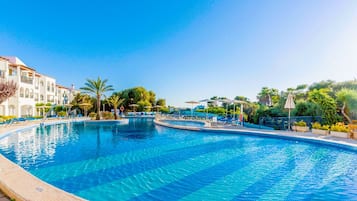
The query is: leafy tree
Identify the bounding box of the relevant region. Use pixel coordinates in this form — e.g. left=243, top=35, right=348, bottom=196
left=148, top=91, right=156, bottom=106
left=107, top=95, right=124, bottom=119
left=234, top=96, right=249, bottom=102
left=308, top=80, right=334, bottom=91
left=332, top=80, right=357, bottom=92
left=115, top=87, right=165, bottom=112
left=80, top=77, right=114, bottom=120
left=292, top=101, right=321, bottom=117
left=336, top=88, right=357, bottom=124
left=138, top=100, right=152, bottom=112
left=308, top=89, right=339, bottom=125
left=156, top=98, right=166, bottom=107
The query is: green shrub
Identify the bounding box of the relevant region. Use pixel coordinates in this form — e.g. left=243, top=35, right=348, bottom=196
left=89, top=112, right=97, bottom=119
left=57, top=111, right=67, bottom=117
left=294, top=120, right=307, bottom=127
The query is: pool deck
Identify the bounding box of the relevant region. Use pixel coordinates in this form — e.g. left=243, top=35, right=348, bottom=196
left=0, top=118, right=88, bottom=201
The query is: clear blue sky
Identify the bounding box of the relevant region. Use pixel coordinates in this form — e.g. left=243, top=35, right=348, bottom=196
left=1, top=0, right=357, bottom=107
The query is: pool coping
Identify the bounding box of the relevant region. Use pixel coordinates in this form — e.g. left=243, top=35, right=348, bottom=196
left=154, top=119, right=357, bottom=152
left=0, top=118, right=88, bottom=201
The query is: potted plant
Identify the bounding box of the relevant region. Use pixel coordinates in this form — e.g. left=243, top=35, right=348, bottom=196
left=311, top=122, right=330, bottom=135
left=348, top=120, right=357, bottom=139
left=292, top=120, right=309, bottom=132
left=330, top=122, right=349, bottom=138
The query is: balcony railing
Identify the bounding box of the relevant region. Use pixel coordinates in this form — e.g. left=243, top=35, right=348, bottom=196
left=21, top=76, right=33, bottom=84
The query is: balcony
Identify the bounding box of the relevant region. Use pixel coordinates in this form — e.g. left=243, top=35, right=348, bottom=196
left=21, top=76, right=33, bottom=84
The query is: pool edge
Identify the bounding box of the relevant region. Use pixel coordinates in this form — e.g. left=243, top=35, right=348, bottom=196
left=154, top=119, right=357, bottom=152
left=0, top=119, right=88, bottom=201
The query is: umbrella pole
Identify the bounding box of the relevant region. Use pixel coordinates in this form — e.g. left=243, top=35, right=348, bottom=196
left=288, top=108, right=291, bottom=131
left=233, top=104, right=235, bottom=121
left=206, top=106, right=208, bottom=120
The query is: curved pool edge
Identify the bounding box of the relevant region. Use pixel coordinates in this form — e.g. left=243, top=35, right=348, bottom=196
left=154, top=119, right=357, bottom=152
left=84, top=119, right=129, bottom=124
left=0, top=155, right=86, bottom=201
left=0, top=118, right=89, bottom=201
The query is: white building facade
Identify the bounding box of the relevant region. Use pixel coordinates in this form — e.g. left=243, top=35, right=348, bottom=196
left=0, top=56, right=77, bottom=117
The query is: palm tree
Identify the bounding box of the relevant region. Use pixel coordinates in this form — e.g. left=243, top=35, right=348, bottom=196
left=80, top=77, right=114, bottom=120
left=107, top=95, right=124, bottom=119
left=257, top=87, right=278, bottom=106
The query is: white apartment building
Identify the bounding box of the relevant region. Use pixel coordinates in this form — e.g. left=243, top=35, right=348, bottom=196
left=0, top=56, right=77, bottom=117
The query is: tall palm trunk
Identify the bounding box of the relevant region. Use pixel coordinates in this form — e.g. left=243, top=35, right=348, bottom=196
left=114, top=107, right=118, bottom=119
left=96, top=95, right=101, bottom=120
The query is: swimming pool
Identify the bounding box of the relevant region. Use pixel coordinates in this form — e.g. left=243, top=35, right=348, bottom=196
left=0, top=118, right=356, bottom=200
left=162, top=120, right=205, bottom=127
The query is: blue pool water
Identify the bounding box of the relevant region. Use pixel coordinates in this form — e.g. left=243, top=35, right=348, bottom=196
left=0, top=118, right=356, bottom=200
left=162, top=120, right=205, bottom=127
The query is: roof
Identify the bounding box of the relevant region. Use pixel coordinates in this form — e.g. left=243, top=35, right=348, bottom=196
left=0, top=57, right=9, bottom=61
left=56, top=84, right=70, bottom=90
left=3, top=56, right=27, bottom=66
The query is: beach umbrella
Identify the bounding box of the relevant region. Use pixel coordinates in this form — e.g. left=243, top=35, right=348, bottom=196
left=284, top=93, right=295, bottom=131
left=144, top=105, right=152, bottom=112
left=200, top=99, right=217, bottom=119
left=232, top=100, right=247, bottom=122
left=129, top=104, right=139, bottom=112
left=153, top=105, right=162, bottom=112
left=219, top=98, right=232, bottom=118
left=185, top=101, right=199, bottom=117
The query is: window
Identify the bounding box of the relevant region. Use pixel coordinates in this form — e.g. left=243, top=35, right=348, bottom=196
left=9, top=68, right=17, bottom=76
left=30, top=89, right=34, bottom=98
left=20, top=88, right=24, bottom=98
left=40, top=95, right=44, bottom=101
left=25, top=88, right=29, bottom=98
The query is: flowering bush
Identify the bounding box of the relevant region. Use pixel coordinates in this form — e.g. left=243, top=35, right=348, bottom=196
left=102, top=111, right=114, bottom=120
left=294, top=120, right=307, bottom=127
left=312, top=122, right=321, bottom=129
left=57, top=111, right=66, bottom=117
left=89, top=112, right=97, bottom=119
left=330, top=122, right=349, bottom=133
left=312, top=122, right=329, bottom=130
